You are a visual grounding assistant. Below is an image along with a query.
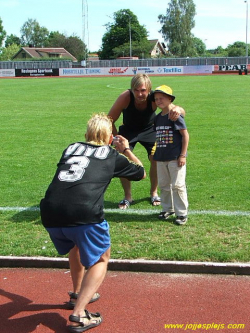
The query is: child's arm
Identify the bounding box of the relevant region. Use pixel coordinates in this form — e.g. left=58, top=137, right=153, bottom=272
left=178, top=129, right=189, bottom=167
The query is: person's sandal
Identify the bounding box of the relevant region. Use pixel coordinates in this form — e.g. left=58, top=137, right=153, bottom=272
left=150, top=196, right=161, bottom=206
left=118, top=199, right=133, bottom=209
left=68, top=310, right=102, bottom=332
left=68, top=292, right=100, bottom=309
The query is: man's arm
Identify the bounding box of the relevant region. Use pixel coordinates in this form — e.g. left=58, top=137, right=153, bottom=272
left=112, top=134, right=146, bottom=179
left=169, top=105, right=186, bottom=121
left=108, top=90, right=130, bottom=135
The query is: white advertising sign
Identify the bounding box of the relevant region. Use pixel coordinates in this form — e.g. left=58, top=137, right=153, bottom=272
left=59, top=65, right=213, bottom=77
left=0, top=69, right=15, bottom=77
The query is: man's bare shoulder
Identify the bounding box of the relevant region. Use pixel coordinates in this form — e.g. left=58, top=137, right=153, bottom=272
left=114, top=89, right=131, bottom=107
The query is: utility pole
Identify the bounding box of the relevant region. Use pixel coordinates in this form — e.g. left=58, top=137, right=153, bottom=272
left=82, top=0, right=88, bottom=65
left=129, top=16, right=132, bottom=58
left=244, top=0, right=248, bottom=66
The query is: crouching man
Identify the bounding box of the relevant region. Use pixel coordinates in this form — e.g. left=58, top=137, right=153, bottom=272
left=40, top=113, right=146, bottom=332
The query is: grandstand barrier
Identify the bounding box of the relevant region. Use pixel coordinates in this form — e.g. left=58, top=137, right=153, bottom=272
left=0, top=63, right=249, bottom=77
left=15, top=68, right=59, bottom=77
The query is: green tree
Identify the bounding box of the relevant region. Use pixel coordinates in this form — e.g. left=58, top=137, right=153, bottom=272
left=0, top=17, right=7, bottom=46
left=65, top=35, right=86, bottom=62
left=214, top=46, right=226, bottom=55
left=20, top=19, right=49, bottom=47
left=99, top=9, right=149, bottom=59
left=192, top=37, right=206, bottom=56
left=206, top=46, right=228, bottom=57
left=158, top=0, right=196, bottom=57
left=5, top=34, right=21, bottom=47
left=0, top=43, right=20, bottom=61
left=227, top=41, right=247, bottom=57
left=112, top=40, right=152, bottom=58
left=45, top=31, right=67, bottom=47
left=45, top=31, right=86, bottom=62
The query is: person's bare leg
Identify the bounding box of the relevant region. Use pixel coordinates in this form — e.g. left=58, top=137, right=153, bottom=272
left=149, top=155, right=160, bottom=206
left=118, top=178, right=132, bottom=209
left=70, top=248, right=110, bottom=321
left=69, top=246, right=85, bottom=294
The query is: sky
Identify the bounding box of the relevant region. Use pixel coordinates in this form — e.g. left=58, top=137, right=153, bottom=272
left=0, top=0, right=248, bottom=52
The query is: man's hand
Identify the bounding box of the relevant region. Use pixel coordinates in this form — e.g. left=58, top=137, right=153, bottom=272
left=112, top=135, right=130, bottom=154
left=169, top=105, right=185, bottom=121
left=113, top=135, right=145, bottom=174
left=168, top=106, right=181, bottom=121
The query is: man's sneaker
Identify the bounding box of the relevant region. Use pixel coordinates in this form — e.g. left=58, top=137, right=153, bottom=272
left=158, top=211, right=175, bottom=220
left=175, top=216, right=188, bottom=225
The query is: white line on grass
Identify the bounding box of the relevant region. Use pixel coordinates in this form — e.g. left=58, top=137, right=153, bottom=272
left=1, top=207, right=250, bottom=216
left=106, top=84, right=124, bottom=90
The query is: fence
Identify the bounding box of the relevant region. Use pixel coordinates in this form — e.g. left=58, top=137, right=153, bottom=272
left=0, top=60, right=72, bottom=69
left=0, top=57, right=249, bottom=70
left=84, top=56, right=249, bottom=68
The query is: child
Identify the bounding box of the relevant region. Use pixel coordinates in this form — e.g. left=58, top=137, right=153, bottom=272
left=153, top=85, right=189, bottom=225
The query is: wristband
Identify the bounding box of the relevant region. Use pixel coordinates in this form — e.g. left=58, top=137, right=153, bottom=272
left=179, top=154, right=186, bottom=157
left=123, top=147, right=131, bottom=154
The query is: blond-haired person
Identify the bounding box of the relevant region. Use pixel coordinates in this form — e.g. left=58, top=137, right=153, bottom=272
left=40, top=113, right=146, bottom=332
left=108, top=73, right=185, bottom=209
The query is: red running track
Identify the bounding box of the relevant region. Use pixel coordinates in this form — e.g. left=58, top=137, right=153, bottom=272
left=0, top=268, right=250, bottom=333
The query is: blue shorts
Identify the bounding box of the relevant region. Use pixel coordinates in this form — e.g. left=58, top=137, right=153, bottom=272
left=46, top=221, right=110, bottom=268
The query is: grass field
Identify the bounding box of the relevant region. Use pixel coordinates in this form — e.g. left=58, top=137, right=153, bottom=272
left=0, top=75, right=250, bottom=262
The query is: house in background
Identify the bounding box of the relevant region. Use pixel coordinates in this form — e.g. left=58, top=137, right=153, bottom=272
left=88, top=53, right=99, bottom=61
left=148, top=39, right=167, bottom=58
left=12, top=47, right=77, bottom=62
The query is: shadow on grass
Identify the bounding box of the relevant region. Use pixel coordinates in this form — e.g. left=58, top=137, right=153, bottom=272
left=104, top=196, right=162, bottom=223
left=105, top=210, right=163, bottom=223
left=10, top=206, right=41, bottom=224
left=103, top=196, right=151, bottom=208
left=9, top=198, right=161, bottom=224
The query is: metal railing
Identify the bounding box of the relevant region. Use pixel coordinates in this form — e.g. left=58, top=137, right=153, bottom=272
left=0, top=60, right=72, bottom=69
left=1, top=57, right=249, bottom=69
left=85, top=56, right=249, bottom=68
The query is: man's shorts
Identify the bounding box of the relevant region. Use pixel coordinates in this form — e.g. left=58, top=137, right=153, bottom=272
left=119, top=124, right=156, bottom=156
left=46, top=220, right=110, bottom=268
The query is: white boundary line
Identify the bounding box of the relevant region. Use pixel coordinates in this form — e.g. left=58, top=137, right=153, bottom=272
left=106, top=84, right=124, bottom=90
left=0, top=207, right=250, bottom=216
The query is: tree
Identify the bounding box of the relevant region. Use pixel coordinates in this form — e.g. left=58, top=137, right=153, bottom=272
left=213, top=46, right=227, bottom=56
left=112, top=40, right=152, bottom=58
left=0, top=17, right=7, bottom=46
left=20, top=19, right=49, bottom=47
left=45, top=31, right=67, bottom=48
left=65, top=35, right=86, bottom=62
left=227, top=41, right=247, bottom=57
left=5, top=34, right=21, bottom=48
left=158, top=0, right=196, bottom=57
left=0, top=43, right=20, bottom=61
left=192, top=37, right=206, bottom=56
left=45, top=31, right=86, bottom=62
left=99, top=9, right=149, bottom=59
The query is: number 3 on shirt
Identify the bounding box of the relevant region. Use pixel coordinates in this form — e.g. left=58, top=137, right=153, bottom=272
left=58, top=156, right=90, bottom=182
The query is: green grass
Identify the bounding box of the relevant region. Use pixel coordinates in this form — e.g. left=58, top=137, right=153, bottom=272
left=0, top=75, right=250, bottom=262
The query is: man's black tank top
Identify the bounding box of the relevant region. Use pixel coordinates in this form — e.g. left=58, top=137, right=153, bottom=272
left=122, top=90, right=156, bottom=130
